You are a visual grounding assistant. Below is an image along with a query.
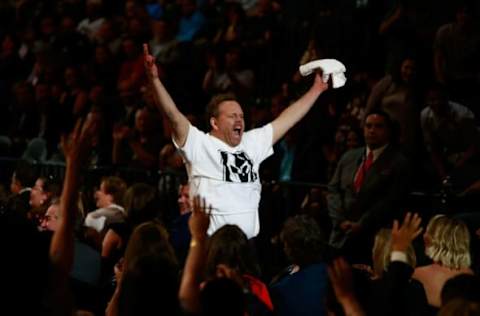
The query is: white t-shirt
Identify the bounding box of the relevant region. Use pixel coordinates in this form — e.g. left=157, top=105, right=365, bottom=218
left=174, top=124, right=274, bottom=238
left=84, top=204, right=125, bottom=233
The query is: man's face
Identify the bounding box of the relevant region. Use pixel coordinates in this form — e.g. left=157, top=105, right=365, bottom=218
left=40, top=204, right=59, bottom=232
left=177, top=185, right=191, bottom=215
left=211, top=101, right=245, bottom=147
left=95, top=181, right=113, bottom=208
left=363, top=114, right=390, bottom=149
left=426, top=89, right=448, bottom=117
left=30, top=179, right=47, bottom=208
left=135, top=108, right=152, bottom=133
left=400, top=59, right=416, bottom=83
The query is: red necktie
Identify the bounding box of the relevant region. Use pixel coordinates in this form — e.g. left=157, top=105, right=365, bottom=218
left=354, top=151, right=374, bottom=192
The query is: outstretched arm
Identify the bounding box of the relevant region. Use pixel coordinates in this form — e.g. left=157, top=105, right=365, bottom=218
left=271, top=73, right=328, bottom=145
left=144, top=43, right=190, bottom=147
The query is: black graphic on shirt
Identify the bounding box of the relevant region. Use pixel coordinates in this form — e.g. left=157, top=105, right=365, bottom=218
left=220, top=151, right=258, bottom=183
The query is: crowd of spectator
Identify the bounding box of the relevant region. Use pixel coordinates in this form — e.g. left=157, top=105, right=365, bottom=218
left=1, top=0, right=480, bottom=315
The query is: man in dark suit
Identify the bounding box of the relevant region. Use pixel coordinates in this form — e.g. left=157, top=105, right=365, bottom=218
left=5, top=160, right=35, bottom=218
left=327, top=110, right=410, bottom=262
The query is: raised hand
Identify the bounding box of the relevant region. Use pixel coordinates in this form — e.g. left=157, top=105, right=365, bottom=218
left=328, top=257, right=355, bottom=303
left=112, top=124, right=131, bottom=141
left=143, top=43, right=158, bottom=80
left=188, top=195, right=211, bottom=241
left=313, top=72, right=329, bottom=93
left=328, top=257, right=365, bottom=316
left=391, top=212, right=423, bottom=252
left=61, top=111, right=100, bottom=164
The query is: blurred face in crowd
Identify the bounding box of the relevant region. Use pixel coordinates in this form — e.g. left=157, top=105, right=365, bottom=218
left=95, top=46, right=109, bottom=64
left=400, top=58, right=416, bottom=83
left=177, top=184, right=191, bottom=215
left=346, top=130, right=361, bottom=150
left=30, top=179, right=48, bottom=208
left=135, top=108, right=153, bottom=134
left=364, top=114, right=390, bottom=149
left=64, top=67, right=79, bottom=89
left=40, top=204, right=59, bottom=232
left=95, top=181, right=113, bottom=208
left=426, top=89, right=449, bottom=118
left=122, top=38, right=137, bottom=58
left=210, top=101, right=245, bottom=147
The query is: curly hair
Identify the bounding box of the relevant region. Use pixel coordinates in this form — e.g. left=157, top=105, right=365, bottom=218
left=280, top=215, right=326, bottom=267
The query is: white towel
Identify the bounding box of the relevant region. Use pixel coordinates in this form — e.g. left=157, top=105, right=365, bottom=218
left=299, top=59, right=347, bottom=89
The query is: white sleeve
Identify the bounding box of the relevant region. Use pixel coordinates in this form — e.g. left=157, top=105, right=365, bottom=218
left=172, top=124, right=203, bottom=163
left=244, top=124, right=274, bottom=163
left=390, top=251, right=408, bottom=263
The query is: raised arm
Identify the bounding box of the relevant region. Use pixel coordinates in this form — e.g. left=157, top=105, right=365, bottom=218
left=49, top=113, right=98, bottom=316
left=271, top=73, right=328, bottom=145
left=50, top=114, right=98, bottom=273
left=144, top=43, right=190, bottom=147
left=179, top=196, right=210, bottom=314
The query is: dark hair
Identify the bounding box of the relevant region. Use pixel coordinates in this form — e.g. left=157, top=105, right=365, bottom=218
left=390, top=55, right=416, bottom=83
left=441, top=274, right=480, bottom=305
left=120, top=220, right=179, bottom=315
left=13, top=160, right=36, bottom=188
left=205, top=93, right=238, bottom=126
left=280, top=215, right=326, bottom=266
left=438, top=299, right=480, bottom=316
left=364, top=109, right=393, bottom=129
left=200, top=278, right=246, bottom=316
left=364, top=109, right=398, bottom=145
left=101, top=176, right=127, bottom=205
left=206, top=225, right=260, bottom=279
left=123, top=183, right=159, bottom=227
left=38, top=175, right=62, bottom=198
left=426, top=81, right=448, bottom=98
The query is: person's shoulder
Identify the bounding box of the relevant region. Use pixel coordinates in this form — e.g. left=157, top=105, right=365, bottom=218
left=420, top=106, right=433, bottom=118
left=383, top=145, right=408, bottom=164
left=436, top=22, right=455, bottom=38
left=341, top=147, right=364, bottom=161
left=449, top=101, right=475, bottom=119
left=243, top=124, right=272, bottom=140
left=413, top=264, right=435, bottom=280
left=374, top=75, right=394, bottom=89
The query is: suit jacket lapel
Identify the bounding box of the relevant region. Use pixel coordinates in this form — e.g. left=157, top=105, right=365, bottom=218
left=358, top=146, right=393, bottom=194
left=349, top=147, right=366, bottom=190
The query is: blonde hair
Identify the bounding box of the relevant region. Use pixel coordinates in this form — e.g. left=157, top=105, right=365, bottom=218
left=425, top=215, right=471, bottom=269
left=372, top=228, right=416, bottom=278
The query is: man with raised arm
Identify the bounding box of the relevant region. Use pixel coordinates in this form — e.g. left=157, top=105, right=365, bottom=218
left=144, top=44, right=329, bottom=238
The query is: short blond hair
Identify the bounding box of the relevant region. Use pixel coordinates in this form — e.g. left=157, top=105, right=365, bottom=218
left=425, top=215, right=471, bottom=269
